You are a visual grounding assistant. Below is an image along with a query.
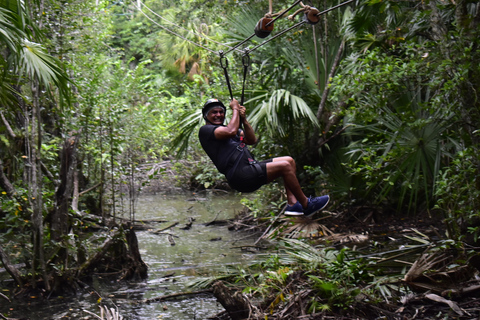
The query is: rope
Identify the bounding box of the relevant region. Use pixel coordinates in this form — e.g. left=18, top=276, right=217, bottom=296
left=265, top=0, right=303, bottom=27
left=248, top=0, right=355, bottom=54
left=137, top=0, right=243, bottom=54
left=222, top=0, right=303, bottom=56
left=133, top=0, right=354, bottom=58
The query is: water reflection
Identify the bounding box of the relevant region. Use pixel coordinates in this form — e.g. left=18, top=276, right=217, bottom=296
left=0, top=192, right=261, bottom=320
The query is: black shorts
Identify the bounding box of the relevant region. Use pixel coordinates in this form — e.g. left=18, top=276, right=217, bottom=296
left=227, top=159, right=272, bottom=193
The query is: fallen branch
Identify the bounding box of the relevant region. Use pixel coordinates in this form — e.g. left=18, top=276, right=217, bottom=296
left=425, top=293, right=464, bottom=316
left=254, top=209, right=285, bottom=245
left=153, top=222, right=178, bottom=234
left=205, top=211, right=221, bottom=226
left=79, top=182, right=102, bottom=196
left=0, top=292, right=11, bottom=302
left=143, top=289, right=213, bottom=303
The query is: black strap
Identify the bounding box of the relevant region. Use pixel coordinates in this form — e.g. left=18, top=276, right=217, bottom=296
left=240, top=51, right=250, bottom=106
left=219, top=50, right=234, bottom=101
left=226, top=145, right=245, bottom=181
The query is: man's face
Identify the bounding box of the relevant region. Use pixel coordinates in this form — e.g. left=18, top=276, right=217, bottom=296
left=206, top=107, right=225, bottom=125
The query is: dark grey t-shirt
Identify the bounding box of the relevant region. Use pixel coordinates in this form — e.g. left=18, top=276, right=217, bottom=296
left=198, top=124, right=243, bottom=174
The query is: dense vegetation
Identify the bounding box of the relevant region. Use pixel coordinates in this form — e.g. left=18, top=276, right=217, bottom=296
left=1, top=0, right=479, bottom=318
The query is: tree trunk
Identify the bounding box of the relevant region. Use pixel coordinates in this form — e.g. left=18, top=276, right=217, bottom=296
left=29, top=80, right=49, bottom=291
left=310, top=40, right=345, bottom=157
left=52, top=135, right=79, bottom=241
left=125, top=224, right=148, bottom=279
left=212, top=281, right=251, bottom=320
left=0, top=245, right=23, bottom=287
left=0, top=159, right=16, bottom=197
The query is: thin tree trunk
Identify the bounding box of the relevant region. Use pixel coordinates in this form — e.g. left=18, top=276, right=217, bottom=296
left=72, top=169, right=79, bottom=213
left=29, top=81, right=49, bottom=291
left=0, top=159, right=16, bottom=197
left=0, top=111, right=16, bottom=138
left=0, top=245, right=23, bottom=287
left=316, top=40, right=344, bottom=121
left=313, top=40, right=345, bottom=150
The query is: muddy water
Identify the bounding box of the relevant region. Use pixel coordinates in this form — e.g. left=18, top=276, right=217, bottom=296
left=0, top=192, right=262, bottom=319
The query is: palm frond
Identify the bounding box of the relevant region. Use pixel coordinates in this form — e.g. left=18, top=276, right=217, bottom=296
left=170, top=109, right=204, bottom=157
left=279, top=238, right=337, bottom=268
left=249, top=89, right=318, bottom=137
left=19, top=39, right=66, bottom=86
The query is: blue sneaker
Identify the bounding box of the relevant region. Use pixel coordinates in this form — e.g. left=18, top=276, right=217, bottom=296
left=284, top=201, right=303, bottom=216
left=303, top=195, right=330, bottom=217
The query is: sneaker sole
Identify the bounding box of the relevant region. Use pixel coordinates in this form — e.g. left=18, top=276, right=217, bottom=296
left=284, top=211, right=304, bottom=216
left=304, top=196, right=330, bottom=217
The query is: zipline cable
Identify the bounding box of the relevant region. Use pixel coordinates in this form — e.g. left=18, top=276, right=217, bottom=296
left=222, top=0, right=304, bottom=56
left=137, top=0, right=243, bottom=54
left=248, top=20, right=306, bottom=53
left=248, top=0, right=355, bottom=54
left=315, top=0, right=355, bottom=17
left=222, top=35, right=256, bottom=56
left=132, top=1, right=217, bottom=55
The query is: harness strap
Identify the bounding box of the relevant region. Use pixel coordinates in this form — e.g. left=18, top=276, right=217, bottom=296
left=240, top=51, right=250, bottom=106
left=219, top=50, right=234, bottom=100
left=226, top=144, right=245, bottom=181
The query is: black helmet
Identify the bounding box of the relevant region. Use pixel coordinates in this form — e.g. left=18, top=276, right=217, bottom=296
left=202, top=98, right=226, bottom=119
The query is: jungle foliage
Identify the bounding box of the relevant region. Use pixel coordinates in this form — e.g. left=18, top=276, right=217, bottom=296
left=0, top=0, right=479, bottom=316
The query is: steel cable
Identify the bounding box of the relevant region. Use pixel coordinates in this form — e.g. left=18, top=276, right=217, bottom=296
left=137, top=0, right=243, bottom=54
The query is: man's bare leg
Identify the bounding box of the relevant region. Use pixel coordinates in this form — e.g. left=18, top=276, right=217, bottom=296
left=266, top=156, right=308, bottom=208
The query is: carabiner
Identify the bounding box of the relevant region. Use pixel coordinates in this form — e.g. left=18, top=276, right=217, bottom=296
left=242, top=50, right=251, bottom=68
left=219, top=50, right=229, bottom=69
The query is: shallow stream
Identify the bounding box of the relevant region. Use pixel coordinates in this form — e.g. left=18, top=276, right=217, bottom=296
left=0, top=192, right=262, bottom=319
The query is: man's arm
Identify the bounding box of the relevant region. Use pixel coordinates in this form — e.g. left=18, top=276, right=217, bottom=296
left=238, top=105, right=257, bottom=145
left=241, top=116, right=257, bottom=145
left=213, top=99, right=241, bottom=140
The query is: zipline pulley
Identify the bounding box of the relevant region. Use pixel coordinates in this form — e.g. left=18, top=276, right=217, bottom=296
left=254, top=17, right=275, bottom=38
left=303, top=6, right=320, bottom=25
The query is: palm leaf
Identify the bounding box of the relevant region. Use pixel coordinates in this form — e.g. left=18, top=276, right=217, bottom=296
left=170, top=109, right=204, bottom=157
left=19, top=39, right=68, bottom=88
left=249, top=89, right=318, bottom=137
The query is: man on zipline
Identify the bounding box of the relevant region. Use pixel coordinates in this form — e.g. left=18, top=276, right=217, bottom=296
left=198, top=98, right=329, bottom=216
